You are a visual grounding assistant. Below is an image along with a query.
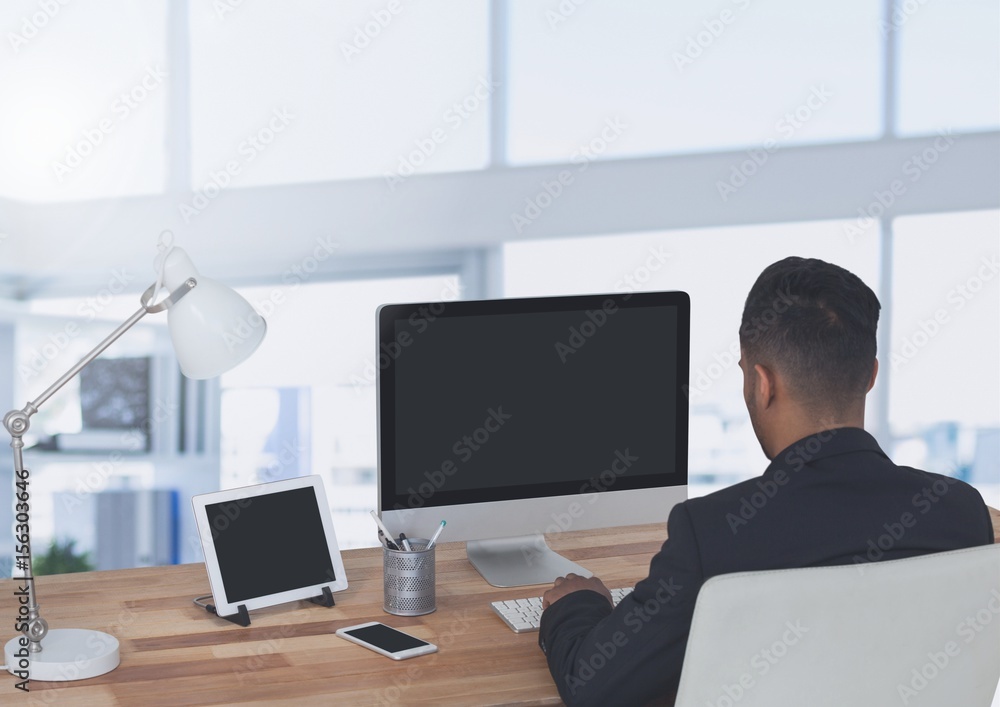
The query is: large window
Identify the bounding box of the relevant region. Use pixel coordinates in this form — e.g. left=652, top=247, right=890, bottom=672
left=502, top=217, right=1000, bottom=511
left=889, top=210, right=1000, bottom=505
left=3, top=0, right=997, bottom=203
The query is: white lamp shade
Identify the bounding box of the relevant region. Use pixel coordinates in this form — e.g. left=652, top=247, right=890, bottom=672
left=160, top=248, right=266, bottom=379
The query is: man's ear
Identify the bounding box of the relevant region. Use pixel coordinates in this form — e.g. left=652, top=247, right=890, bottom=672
left=753, top=363, right=776, bottom=410
left=866, top=358, right=879, bottom=393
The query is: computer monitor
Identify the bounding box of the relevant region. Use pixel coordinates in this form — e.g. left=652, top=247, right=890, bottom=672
left=377, top=291, right=690, bottom=587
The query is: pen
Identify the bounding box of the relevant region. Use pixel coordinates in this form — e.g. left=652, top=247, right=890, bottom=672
left=398, top=533, right=412, bottom=552
left=425, top=520, right=446, bottom=549
left=370, top=510, right=400, bottom=550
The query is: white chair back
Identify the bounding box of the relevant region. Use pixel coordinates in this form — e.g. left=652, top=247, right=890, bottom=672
left=675, top=544, right=1000, bottom=707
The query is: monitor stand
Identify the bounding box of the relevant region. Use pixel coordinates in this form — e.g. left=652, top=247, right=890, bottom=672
left=466, top=535, right=592, bottom=588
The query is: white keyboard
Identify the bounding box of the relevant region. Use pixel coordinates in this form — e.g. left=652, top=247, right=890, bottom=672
left=491, top=587, right=633, bottom=633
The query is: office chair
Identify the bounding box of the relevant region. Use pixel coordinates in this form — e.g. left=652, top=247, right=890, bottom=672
left=674, top=544, right=1000, bottom=707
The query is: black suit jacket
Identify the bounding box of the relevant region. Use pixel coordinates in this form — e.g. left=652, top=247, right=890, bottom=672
left=538, top=427, right=994, bottom=706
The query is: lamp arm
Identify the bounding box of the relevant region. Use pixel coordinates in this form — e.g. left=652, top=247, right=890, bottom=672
left=25, top=277, right=196, bottom=414
left=4, top=277, right=196, bottom=655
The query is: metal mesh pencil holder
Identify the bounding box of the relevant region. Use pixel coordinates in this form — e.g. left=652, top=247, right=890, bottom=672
left=383, top=539, right=436, bottom=616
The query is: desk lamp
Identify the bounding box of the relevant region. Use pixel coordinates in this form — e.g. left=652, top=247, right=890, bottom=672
left=3, top=243, right=266, bottom=681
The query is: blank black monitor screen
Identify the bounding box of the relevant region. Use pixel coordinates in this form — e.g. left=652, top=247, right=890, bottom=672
left=206, top=487, right=335, bottom=602
left=379, top=291, right=689, bottom=511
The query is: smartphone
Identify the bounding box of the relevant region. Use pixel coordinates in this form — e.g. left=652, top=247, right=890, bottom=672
left=336, top=622, right=438, bottom=660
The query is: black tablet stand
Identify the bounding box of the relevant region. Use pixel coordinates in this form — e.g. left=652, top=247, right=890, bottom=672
left=203, top=586, right=336, bottom=627
left=308, top=586, right=337, bottom=608
left=207, top=602, right=251, bottom=627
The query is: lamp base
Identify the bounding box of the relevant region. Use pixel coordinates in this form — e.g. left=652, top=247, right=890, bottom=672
left=5, top=629, right=120, bottom=681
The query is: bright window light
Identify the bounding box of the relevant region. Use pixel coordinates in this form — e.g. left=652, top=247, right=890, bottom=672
left=0, top=1, right=168, bottom=202
left=895, top=0, right=1000, bottom=136
left=890, top=210, right=1000, bottom=431
left=189, top=1, right=490, bottom=189
left=506, top=0, right=882, bottom=164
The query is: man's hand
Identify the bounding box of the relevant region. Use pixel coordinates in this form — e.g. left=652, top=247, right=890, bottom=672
left=542, top=573, right=613, bottom=609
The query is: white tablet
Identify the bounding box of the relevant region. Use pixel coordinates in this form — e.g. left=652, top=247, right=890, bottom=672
left=192, top=476, right=348, bottom=618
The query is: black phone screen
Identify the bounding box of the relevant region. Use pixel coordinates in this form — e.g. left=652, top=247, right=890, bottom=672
left=344, top=624, right=430, bottom=653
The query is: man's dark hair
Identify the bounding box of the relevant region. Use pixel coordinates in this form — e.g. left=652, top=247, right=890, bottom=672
left=739, top=257, right=881, bottom=412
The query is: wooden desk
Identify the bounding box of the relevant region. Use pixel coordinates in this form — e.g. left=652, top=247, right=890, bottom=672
left=5, top=514, right=998, bottom=706
left=1, top=524, right=665, bottom=706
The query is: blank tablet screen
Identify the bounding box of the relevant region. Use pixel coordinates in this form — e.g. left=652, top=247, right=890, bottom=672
left=206, top=486, right=336, bottom=603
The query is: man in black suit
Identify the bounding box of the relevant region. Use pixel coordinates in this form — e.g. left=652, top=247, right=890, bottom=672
left=538, top=257, right=995, bottom=706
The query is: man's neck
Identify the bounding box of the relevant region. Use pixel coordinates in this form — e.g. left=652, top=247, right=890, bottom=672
left=763, top=407, right=865, bottom=459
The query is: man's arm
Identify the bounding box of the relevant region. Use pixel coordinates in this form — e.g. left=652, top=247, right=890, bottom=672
left=538, top=504, right=705, bottom=707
